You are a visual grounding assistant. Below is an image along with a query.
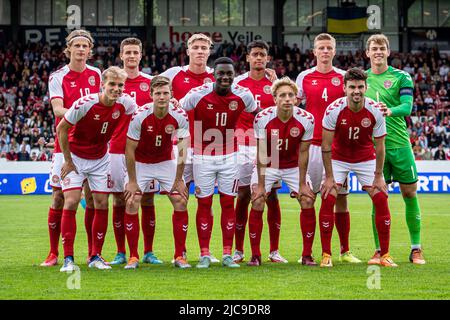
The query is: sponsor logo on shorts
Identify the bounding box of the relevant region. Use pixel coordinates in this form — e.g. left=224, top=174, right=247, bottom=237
left=165, top=124, right=175, bottom=134
left=62, top=177, right=71, bottom=186
left=229, top=101, right=238, bottom=111
left=383, top=80, right=392, bottom=89
left=361, top=117, right=371, bottom=128
left=290, top=127, right=300, bottom=137
left=112, top=110, right=120, bottom=119
left=263, top=85, right=272, bottom=94
left=89, top=76, right=96, bottom=86
left=331, top=77, right=341, bottom=86
left=140, top=82, right=149, bottom=91
left=204, top=78, right=213, bottom=84
left=52, top=175, right=60, bottom=184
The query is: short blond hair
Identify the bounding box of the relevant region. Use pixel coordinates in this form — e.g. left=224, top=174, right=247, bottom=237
left=187, top=33, right=212, bottom=49
left=120, top=37, right=142, bottom=53
left=64, top=29, right=94, bottom=59
left=102, top=66, right=128, bottom=83
left=271, top=77, right=298, bottom=97
left=366, top=34, right=390, bottom=50
left=314, top=33, right=336, bottom=48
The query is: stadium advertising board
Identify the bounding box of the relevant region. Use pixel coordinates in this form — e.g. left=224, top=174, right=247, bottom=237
left=155, top=26, right=272, bottom=46
left=0, top=162, right=448, bottom=195
left=20, top=27, right=146, bottom=45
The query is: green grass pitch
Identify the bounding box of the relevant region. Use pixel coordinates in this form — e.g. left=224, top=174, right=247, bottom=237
left=0, top=194, right=448, bottom=300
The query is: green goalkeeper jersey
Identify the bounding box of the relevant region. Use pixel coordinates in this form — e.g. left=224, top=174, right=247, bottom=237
left=366, top=66, right=414, bottom=149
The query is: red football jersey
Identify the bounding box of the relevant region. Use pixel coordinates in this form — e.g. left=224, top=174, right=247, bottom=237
left=322, top=97, right=386, bottom=163
left=127, top=103, right=189, bottom=164
left=234, top=72, right=275, bottom=146
left=180, top=83, right=257, bottom=156
left=63, top=94, right=137, bottom=159
left=49, top=65, right=102, bottom=153
left=296, top=67, right=346, bottom=146
left=161, top=66, right=215, bottom=146
left=109, top=72, right=153, bottom=154
left=254, top=106, right=314, bottom=169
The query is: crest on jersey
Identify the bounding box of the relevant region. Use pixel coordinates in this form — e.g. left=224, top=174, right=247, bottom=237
left=263, top=85, right=272, bottom=94
left=271, top=129, right=279, bottom=136
left=165, top=124, right=175, bottom=134
left=361, top=118, right=371, bottom=128
left=112, top=110, right=120, bottom=119
left=88, top=76, right=96, bottom=86
left=384, top=80, right=392, bottom=89
left=290, top=127, right=300, bottom=137
left=229, top=101, right=238, bottom=111
left=204, top=78, right=213, bottom=84
left=140, top=82, right=149, bottom=91
left=52, top=175, right=60, bottom=184
left=331, top=77, right=341, bottom=86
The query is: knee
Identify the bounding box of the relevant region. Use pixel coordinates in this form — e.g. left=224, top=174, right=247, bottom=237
left=401, top=189, right=417, bottom=199
left=335, top=194, right=348, bottom=212
left=172, top=196, right=187, bottom=211
left=52, top=189, right=65, bottom=209
left=63, top=196, right=80, bottom=211
left=252, top=198, right=265, bottom=212
left=300, top=195, right=315, bottom=209
left=113, top=194, right=126, bottom=207
left=141, top=194, right=154, bottom=207
left=237, top=189, right=251, bottom=203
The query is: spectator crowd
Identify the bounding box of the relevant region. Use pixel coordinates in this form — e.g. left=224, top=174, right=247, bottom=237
left=0, top=39, right=449, bottom=162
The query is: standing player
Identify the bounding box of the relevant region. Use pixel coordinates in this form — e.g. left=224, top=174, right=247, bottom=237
left=248, top=77, right=315, bottom=266
left=57, top=67, right=137, bottom=271
left=232, top=40, right=287, bottom=264
left=295, top=33, right=361, bottom=266
left=42, top=29, right=101, bottom=267
left=160, top=34, right=218, bottom=262
left=124, top=76, right=191, bottom=269
left=180, top=57, right=258, bottom=268
left=320, top=68, right=397, bottom=267
left=365, top=34, right=425, bottom=264
left=108, top=38, right=160, bottom=266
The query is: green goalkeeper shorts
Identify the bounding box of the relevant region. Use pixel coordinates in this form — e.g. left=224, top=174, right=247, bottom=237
left=383, top=146, right=419, bottom=184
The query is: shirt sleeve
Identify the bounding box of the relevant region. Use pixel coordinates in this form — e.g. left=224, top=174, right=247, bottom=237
left=48, top=74, right=63, bottom=100
left=295, top=73, right=304, bottom=99
left=253, top=114, right=267, bottom=139
left=123, top=94, right=139, bottom=115
left=176, top=109, right=190, bottom=139
left=243, top=90, right=257, bottom=113
left=373, top=109, right=387, bottom=138
left=179, top=89, right=199, bottom=111
left=63, top=98, right=90, bottom=125
left=302, top=116, right=314, bottom=142
left=127, top=110, right=143, bottom=141
left=322, top=105, right=338, bottom=131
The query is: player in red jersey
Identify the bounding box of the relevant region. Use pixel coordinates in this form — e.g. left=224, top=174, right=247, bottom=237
left=248, top=77, right=315, bottom=266
left=320, top=68, right=397, bottom=267
left=295, top=33, right=361, bottom=266
left=233, top=40, right=287, bottom=264
left=180, top=57, right=259, bottom=268
left=124, top=76, right=191, bottom=269
left=42, top=29, right=101, bottom=267
left=57, top=67, right=137, bottom=271
left=108, top=38, right=161, bottom=266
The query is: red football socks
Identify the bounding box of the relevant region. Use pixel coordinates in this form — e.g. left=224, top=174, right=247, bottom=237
left=172, top=210, right=189, bottom=259
left=84, top=207, right=95, bottom=257
left=267, top=198, right=281, bottom=252
left=196, top=196, right=213, bottom=257
left=141, top=205, right=156, bottom=254
left=335, top=211, right=350, bottom=254
left=220, top=194, right=235, bottom=256
left=91, top=208, right=108, bottom=256
left=124, top=212, right=140, bottom=259
left=372, top=192, right=391, bottom=256
left=234, top=196, right=249, bottom=252
left=319, top=194, right=336, bottom=255
left=248, top=208, right=264, bottom=257
left=300, top=207, right=316, bottom=257
left=47, top=208, right=62, bottom=256
left=112, top=206, right=126, bottom=254
left=61, top=209, right=77, bottom=258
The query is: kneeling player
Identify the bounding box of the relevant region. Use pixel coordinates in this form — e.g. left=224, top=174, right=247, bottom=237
left=320, top=68, right=397, bottom=267
left=124, top=76, right=191, bottom=269
left=248, top=77, right=315, bottom=266
left=57, top=66, right=137, bottom=271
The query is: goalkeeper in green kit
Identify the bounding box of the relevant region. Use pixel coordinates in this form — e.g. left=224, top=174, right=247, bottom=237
left=365, top=34, right=425, bottom=265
